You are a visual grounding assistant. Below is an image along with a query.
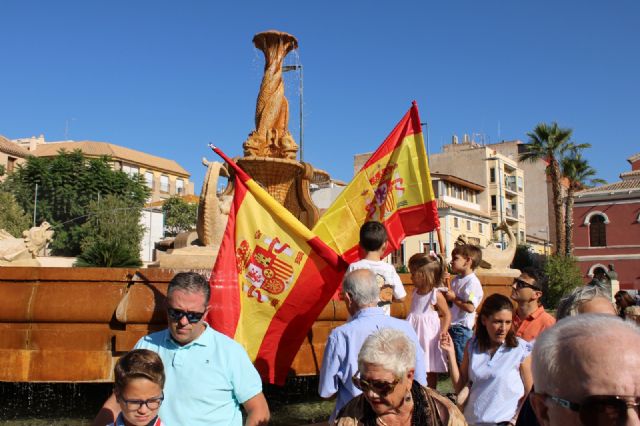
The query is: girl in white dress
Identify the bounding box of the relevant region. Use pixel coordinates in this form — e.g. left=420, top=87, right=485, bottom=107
left=407, top=252, right=451, bottom=389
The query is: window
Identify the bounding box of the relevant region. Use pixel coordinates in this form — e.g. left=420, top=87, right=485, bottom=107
left=422, top=241, right=439, bottom=254
left=519, top=231, right=525, bottom=243
left=491, top=195, right=497, bottom=211
left=454, top=217, right=459, bottom=228
left=176, top=178, right=184, bottom=195
left=490, top=168, right=495, bottom=183
left=478, top=223, right=483, bottom=233
left=160, top=175, right=169, bottom=193
left=7, top=157, right=16, bottom=173
left=122, top=164, right=139, bottom=177
left=145, top=172, right=154, bottom=189
left=390, top=243, right=405, bottom=268
left=589, top=215, right=607, bottom=247
left=517, top=176, right=524, bottom=192
left=466, top=220, right=471, bottom=231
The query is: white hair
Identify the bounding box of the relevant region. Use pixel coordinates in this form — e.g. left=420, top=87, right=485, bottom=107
left=342, top=269, right=380, bottom=308
left=555, top=285, right=612, bottom=319
left=532, top=314, right=640, bottom=393
left=358, top=328, right=416, bottom=379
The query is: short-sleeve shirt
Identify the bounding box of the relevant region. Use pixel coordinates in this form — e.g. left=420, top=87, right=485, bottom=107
left=450, top=272, right=483, bottom=330
left=513, top=305, right=556, bottom=342
left=318, top=307, right=426, bottom=423
left=134, top=325, right=262, bottom=426
left=465, top=337, right=532, bottom=424
left=347, top=259, right=406, bottom=315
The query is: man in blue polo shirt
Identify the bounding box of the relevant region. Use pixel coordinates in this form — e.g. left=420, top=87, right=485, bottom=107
left=318, top=269, right=427, bottom=423
left=96, top=272, right=269, bottom=426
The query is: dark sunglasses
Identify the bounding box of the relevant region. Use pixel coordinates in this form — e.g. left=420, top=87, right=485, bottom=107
left=120, top=394, right=164, bottom=411
left=544, top=394, right=639, bottom=425
left=513, top=278, right=541, bottom=291
left=352, top=372, right=400, bottom=397
left=167, top=307, right=205, bottom=323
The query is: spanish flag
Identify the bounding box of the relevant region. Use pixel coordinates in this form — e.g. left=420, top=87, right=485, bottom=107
left=312, top=102, right=440, bottom=262
left=206, top=146, right=347, bottom=385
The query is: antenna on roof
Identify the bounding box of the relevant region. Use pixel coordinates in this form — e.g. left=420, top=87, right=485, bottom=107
left=64, top=118, right=77, bottom=141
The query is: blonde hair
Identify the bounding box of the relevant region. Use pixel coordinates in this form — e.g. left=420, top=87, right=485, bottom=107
left=408, top=252, right=445, bottom=291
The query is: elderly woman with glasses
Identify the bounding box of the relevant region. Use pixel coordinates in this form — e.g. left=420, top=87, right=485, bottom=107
left=334, top=328, right=465, bottom=426
left=442, top=293, right=533, bottom=426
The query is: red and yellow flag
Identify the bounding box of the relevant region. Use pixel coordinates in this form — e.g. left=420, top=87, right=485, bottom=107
left=206, top=146, right=347, bottom=385
left=312, top=102, right=440, bottom=262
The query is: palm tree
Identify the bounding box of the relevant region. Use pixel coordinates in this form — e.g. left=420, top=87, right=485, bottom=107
left=561, top=152, right=606, bottom=255
left=520, top=122, right=574, bottom=255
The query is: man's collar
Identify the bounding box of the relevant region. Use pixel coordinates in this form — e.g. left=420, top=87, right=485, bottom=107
left=518, top=305, right=545, bottom=320
left=352, top=306, right=384, bottom=320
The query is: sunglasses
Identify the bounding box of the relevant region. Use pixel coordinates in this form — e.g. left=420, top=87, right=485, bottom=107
left=544, top=394, right=639, bottom=425
left=352, top=372, right=400, bottom=397
left=120, top=394, right=164, bottom=411
left=167, top=307, right=205, bottom=323
left=513, top=278, right=541, bottom=291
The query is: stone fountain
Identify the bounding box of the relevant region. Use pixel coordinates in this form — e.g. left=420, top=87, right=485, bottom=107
left=154, top=30, right=328, bottom=270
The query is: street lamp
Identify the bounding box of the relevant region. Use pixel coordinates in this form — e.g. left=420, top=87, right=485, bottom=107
left=282, top=64, right=304, bottom=162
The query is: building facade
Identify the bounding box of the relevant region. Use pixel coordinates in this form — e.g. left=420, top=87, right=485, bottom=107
left=486, top=140, right=556, bottom=251
left=0, top=135, right=30, bottom=182
left=398, top=174, right=492, bottom=266
left=426, top=135, right=527, bottom=248
left=15, top=136, right=194, bottom=203
left=572, top=153, right=640, bottom=290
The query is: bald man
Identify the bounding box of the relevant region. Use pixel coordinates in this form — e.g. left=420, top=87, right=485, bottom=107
left=530, top=314, right=640, bottom=425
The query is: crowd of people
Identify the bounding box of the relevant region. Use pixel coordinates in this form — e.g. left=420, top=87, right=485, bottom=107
left=94, top=221, right=640, bottom=426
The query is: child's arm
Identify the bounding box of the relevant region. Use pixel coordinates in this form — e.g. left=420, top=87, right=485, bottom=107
left=441, top=334, right=468, bottom=393
left=444, top=291, right=476, bottom=313
left=391, top=270, right=406, bottom=302
left=435, top=291, right=451, bottom=338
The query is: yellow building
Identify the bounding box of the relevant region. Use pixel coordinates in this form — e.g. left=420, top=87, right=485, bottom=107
left=0, top=135, right=30, bottom=182
left=18, top=137, right=194, bottom=203
left=393, top=174, right=492, bottom=266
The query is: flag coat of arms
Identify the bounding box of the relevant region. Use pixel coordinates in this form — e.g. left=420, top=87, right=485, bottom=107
left=312, top=101, right=440, bottom=262
left=206, top=147, right=347, bottom=385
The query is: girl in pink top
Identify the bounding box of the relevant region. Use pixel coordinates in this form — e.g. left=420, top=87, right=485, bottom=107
left=406, top=252, right=451, bottom=389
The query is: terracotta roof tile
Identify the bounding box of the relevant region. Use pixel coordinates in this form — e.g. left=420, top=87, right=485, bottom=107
left=0, top=135, right=31, bottom=158
left=33, top=141, right=189, bottom=176
left=577, top=178, right=640, bottom=194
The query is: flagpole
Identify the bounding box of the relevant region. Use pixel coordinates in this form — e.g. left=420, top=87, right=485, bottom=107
left=436, top=227, right=450, bottom=289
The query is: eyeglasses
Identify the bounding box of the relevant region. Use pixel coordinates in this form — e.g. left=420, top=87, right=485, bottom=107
left=513, top=278, right=541, bottom=291
left=167, top=307, right=205, bottom=323
left=120, top=394, right=164, bottom=411
left=544, top=394, right=639, bottom=425
left=352, top=371, right=400, bottom=397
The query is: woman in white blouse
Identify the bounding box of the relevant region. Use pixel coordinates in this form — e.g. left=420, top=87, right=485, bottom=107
left=442, top=293, right=533, bottom=426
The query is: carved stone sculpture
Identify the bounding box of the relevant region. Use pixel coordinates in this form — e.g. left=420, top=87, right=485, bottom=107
left=243, top=30, right=299, bottom=160
left=196, top=158, right=232, bottom=247
left=0, top=222, right=54, bottom=266
left=455, top=221, right=518, bottom=273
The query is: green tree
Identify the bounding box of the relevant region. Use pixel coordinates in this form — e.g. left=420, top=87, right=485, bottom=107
left=162, top=195, right=198, bottom=237
left=74, top=194, right=144, bottom=267
left=561, top=152, right=606, bottom=256
left=520, top=123, right=588, bottom=255
left=0, top=191, right=32, bottom=237
left=1, top=150, right=149, bottom=256
left=542, top=255, right=583, bottom=309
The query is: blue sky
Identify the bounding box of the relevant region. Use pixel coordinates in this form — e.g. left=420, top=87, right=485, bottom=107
left=2, top=1, right=638, bottom=190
